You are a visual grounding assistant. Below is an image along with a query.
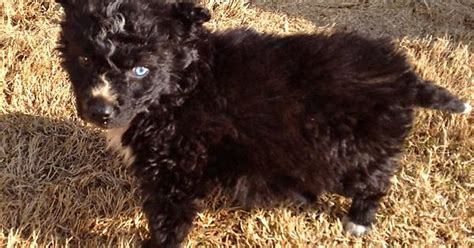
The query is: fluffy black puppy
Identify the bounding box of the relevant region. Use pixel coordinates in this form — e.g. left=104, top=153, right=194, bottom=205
left=56, top=0, right=471, bottom=247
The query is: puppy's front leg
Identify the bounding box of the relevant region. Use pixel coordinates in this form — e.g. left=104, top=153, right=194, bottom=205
left=141, top=192, right=199, bottom=248
left=136, top=138, right=208, bottom=248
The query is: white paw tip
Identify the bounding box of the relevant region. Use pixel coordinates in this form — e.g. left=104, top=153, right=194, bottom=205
left=462, top=102, right=472, bottom=114
left=342, top=216, right=371, bottom=236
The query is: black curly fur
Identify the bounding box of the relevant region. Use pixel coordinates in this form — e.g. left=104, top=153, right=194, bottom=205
left=56, top=0, right=469, bottom=246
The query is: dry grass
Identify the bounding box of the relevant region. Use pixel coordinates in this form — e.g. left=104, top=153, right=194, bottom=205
left=1, top=0, right=473, bottom=247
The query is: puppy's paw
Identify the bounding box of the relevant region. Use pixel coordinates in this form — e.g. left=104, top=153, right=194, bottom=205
left=141, top=238, right=181, bottom=248
left=462, top=102, right=472, bottom=114
left=141, top=239, right=152, bottom=248
left=342, top=216, right=371, bottom=236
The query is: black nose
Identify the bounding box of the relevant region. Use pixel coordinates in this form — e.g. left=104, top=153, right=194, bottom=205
left=88, top=98, right=114, bottom=122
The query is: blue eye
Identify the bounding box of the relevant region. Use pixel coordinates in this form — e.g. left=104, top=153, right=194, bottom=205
left=132, top=66, right=149, bottom=78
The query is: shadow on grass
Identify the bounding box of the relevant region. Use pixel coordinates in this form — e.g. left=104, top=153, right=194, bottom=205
left=0, top=113, right=349, bottom=246
left=0, top=113, right=143, bottom=246
left=248, top=1, right=473, bottom=48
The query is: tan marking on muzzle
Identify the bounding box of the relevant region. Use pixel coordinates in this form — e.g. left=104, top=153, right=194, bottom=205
left=91, top=74, right=117, bottom=102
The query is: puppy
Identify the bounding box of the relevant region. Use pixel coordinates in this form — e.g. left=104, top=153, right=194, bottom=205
left=56, top=0, right=471, bottom=247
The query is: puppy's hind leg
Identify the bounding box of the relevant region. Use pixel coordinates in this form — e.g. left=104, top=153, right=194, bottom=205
left=341, top=160, right=397, bottom=236
left=343, top=194, right=384, bottom=236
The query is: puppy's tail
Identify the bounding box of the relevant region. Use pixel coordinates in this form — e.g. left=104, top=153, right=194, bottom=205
left=411, top=80, right=471, bottom=114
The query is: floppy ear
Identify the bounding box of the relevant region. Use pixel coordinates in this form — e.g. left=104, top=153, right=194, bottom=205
left=172, top=2, right=211, bottom=25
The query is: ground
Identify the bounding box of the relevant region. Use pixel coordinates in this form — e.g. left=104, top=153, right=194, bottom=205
left=0, top=0, right=472, bottom=247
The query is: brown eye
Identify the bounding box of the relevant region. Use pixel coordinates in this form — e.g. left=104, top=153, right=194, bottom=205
left=78, top=56, right=92, bottom=68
